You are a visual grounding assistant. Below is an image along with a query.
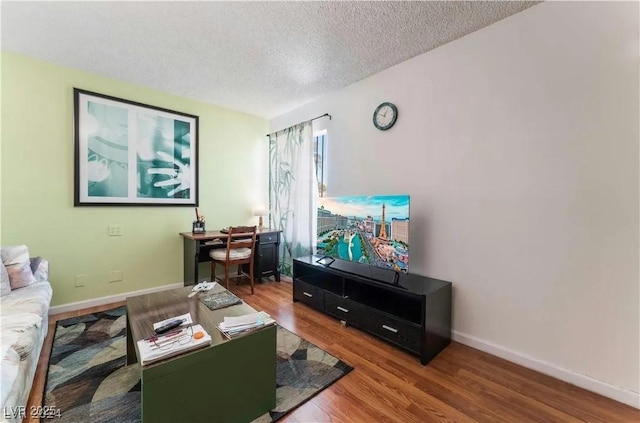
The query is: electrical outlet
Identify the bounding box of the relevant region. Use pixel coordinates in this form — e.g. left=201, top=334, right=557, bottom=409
left=108, top=270, right=123, bottom=283
left=74, top=274, right=86, bottom=287
left=108, top=224, right=123, bottom=236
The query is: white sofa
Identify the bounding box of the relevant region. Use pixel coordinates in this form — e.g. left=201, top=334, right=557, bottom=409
left=0, top=258, right=52, bottom=423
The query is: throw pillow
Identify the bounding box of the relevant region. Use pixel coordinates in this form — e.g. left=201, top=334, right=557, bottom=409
left=30, top=256, right=49, bottom=282
left=1, top=245, right=36, bottom=289
left=0, top=261, right=10, bottom=297
left=29, top=256, right=42, bottom=275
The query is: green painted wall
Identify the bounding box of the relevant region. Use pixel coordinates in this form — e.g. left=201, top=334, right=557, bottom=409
left=1, top=53, right=269, bottom=306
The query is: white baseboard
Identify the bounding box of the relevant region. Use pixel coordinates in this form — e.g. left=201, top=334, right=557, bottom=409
left=452, top=330, right=640, bottom=409
left=49, top=282, right=184, bottom=316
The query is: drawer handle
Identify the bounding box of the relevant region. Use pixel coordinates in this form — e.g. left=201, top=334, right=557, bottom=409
left=303, top=292, right=313, bottom=298
left=382, top=324, right=398, bottom=333
left=336, top=306, right=349, bottom=313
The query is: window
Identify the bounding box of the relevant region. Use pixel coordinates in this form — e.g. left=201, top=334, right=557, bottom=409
left=313, top=131, right=328, bottom=197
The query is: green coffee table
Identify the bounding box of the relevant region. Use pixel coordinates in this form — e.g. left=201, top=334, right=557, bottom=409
left=126, top=285, right=276, bottom=423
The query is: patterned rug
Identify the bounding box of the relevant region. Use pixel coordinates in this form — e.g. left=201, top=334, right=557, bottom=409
left=44, top=306, right=352, bottom=422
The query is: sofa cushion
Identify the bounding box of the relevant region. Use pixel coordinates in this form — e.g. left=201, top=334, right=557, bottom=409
left=0, top=261, right=10, bottom=297
left=0, top=312, right=43, bottom=336
left=1, top=245, right=36, bottom=289
left=0, top=319, right=40, bottom=361
left=10, top=330, right=37, bottom=361
left=1, top=347, right=20, bottom=407
left=0, top=269, right=51, bottom=420
left=1, top=281, right=53, bottom=319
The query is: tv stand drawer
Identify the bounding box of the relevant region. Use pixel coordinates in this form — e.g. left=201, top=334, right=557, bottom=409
left=364, top=310, right=421, bottom=354
left=324, top=292, right=365, bottom=324
left=293, top=279, right=323, bottom=310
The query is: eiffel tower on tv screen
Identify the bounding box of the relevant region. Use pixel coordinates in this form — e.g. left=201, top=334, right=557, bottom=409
left=316, top=195, right=409, bottom=272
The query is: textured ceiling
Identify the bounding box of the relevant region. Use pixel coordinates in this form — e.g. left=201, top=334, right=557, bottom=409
left=1, top=1, right=539, bottom=118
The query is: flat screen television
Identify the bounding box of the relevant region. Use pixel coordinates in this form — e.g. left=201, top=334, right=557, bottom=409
left=316, top=195, right=410, bottom=273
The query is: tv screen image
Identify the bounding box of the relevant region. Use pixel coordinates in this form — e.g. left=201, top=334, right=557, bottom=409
left=316, top=195, right=410, bottom=272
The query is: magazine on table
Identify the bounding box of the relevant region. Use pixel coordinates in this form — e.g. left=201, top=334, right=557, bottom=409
left=137, top=324, right=211, bottom=365
left=217, top=311, right=275, bottom=339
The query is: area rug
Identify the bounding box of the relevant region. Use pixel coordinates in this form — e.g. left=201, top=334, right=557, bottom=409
left=43, top=306, right=352, bottom=422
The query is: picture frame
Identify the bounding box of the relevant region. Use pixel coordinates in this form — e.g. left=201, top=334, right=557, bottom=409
left=73, top=88, right=199, bottom=206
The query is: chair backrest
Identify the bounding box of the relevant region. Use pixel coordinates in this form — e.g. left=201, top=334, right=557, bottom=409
left=225, top=225, right=257, bottom=261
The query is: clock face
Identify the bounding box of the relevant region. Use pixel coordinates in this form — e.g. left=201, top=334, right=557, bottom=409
left=373, top=102, right=398, bottom=130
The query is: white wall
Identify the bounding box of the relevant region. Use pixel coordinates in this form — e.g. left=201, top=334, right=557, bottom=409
left=271, top=2, right=639, bottom=406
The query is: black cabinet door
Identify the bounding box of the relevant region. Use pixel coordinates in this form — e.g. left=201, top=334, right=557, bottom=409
left=256, top=243, right=277, bottom=278
left=242, top=232, right=281, bottom=281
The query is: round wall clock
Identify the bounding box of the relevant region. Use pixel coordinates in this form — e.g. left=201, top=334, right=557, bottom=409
left=373, top=102, right=398, bottom=131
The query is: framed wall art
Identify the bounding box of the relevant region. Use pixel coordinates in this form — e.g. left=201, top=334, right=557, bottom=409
left=74, top=88, right=199, bottom=206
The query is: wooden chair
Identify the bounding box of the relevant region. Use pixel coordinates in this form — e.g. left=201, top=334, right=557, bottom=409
left=210, top=226, right=257, bottom=294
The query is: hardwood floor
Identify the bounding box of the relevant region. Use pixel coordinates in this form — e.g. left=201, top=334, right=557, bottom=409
left=26, top=279, right=639, bottom=423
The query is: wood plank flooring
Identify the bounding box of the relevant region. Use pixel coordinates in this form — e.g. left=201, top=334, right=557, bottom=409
left=26, top=279, right=639, bottom=422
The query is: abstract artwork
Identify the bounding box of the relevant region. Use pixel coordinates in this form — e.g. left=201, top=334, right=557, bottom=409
left=74, top=88, right=198, bottom=206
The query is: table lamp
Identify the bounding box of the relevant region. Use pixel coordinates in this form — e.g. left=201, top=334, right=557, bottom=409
left=253, top=207, right=267, bottom=230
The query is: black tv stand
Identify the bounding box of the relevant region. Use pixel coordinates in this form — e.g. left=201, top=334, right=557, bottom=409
left=293, top=255, right=452, bottom=365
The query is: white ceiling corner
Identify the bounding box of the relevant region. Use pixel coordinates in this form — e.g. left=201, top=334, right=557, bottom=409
left=1, top=1, right=540, bottom=118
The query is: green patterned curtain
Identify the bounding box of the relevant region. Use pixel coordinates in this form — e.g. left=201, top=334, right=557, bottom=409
left=268, top=121, right=317, bottom=277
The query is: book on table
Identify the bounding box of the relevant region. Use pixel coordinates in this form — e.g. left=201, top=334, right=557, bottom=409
left=200, top=290, right=243, bottom=310
left=217, top=311, right=275, bottom=339
left=136, top=324, right=212, bottom=365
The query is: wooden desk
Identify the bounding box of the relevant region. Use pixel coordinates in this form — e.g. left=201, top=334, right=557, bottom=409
left=126, top=285, right=276, bottom=423
left=180, top=229, right=281, bottom=286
